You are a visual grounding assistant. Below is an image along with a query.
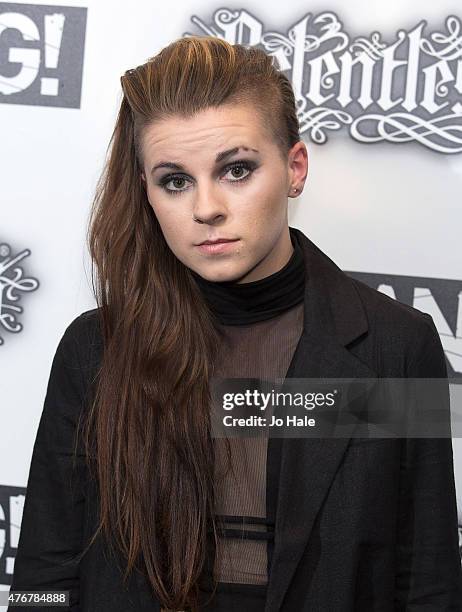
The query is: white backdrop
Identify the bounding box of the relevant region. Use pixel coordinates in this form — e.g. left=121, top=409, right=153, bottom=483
left=1, top=0, right=462, bottom=604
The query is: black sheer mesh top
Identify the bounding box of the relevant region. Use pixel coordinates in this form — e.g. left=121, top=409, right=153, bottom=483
left=184, top=228, right=306, bottom=611
left=197, top=302, right=304, bottom=611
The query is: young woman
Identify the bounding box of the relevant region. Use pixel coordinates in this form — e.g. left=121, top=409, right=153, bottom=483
left=9, top=36, right=462, bottom=612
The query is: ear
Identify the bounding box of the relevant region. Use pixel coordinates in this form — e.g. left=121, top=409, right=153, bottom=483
left=141, top=172, right=146, bottom=183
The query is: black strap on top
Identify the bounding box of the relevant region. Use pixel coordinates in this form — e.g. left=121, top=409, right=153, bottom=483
left=208, top=514, right=275, bottom=542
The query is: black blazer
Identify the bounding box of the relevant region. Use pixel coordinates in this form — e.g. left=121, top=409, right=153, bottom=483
left=9, top=227, right=462, bottom=611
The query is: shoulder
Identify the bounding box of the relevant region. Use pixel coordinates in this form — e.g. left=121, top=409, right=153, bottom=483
left=303, top=232, right=435, bottom=347
left=347, top=276, right=442, bottom=376
left=350, top=275, right=434, bottom=332
left=56, top=307, right=103, bottom=371
left=59, top=307, right=102, bottom=345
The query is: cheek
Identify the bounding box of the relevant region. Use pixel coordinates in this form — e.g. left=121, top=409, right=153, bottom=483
left=146, top=203, right=174, bottom=249
left=153, top=209, right=181, bottom=243
left=146, top=188, right=182, bottom=229
left=145, top=192, right=195, bottom=259
left=250, top=174, right=286, bottom=210
left=239, top=189, right=286, bottom=226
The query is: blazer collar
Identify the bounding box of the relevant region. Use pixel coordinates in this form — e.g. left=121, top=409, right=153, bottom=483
left=264, top=226, right=377, bottom=612
left=288, top=224, right=371, bottom=348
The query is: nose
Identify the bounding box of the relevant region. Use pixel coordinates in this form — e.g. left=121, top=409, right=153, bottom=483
left=191, top=185, right=227, bottom=224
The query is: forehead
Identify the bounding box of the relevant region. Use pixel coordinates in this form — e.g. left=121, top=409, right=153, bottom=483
left=141, top=102, right=271, bottom=160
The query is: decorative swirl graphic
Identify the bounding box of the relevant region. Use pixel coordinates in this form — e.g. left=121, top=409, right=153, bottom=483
left=420, top=16, right=462, bottom=61
left=261, top=32, right=294, bottom=56
left=302, top=12, right=349, bottom=54
left=214, top=8, right=240, bottom=26
left=321, top=72, right=335, bottom=89
left=351, top=32, right=387, bottom=59
left=350, top=112, right=462, bottom=153
left=298, top=106, right=353, bottom=144
left=0, top=244, right=39, bottom=345
left=244, top=11, right=350, bottom=58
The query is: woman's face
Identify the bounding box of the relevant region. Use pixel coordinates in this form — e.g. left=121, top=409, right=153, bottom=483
left=140, top=102, right=307, bottom=283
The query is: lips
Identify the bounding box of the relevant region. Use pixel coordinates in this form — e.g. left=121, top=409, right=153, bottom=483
left=198, top=238, right=238, bottom=245
left=195, top=238, right=240, bottom=254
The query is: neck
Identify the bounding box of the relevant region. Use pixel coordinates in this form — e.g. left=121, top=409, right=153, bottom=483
left=190, top=226, right=305, bottom=326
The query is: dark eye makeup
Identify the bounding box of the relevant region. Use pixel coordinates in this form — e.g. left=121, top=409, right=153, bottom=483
left=157, top=159, right=259, bottom=196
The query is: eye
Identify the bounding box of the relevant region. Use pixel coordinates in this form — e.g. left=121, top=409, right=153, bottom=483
left=158, top=160, right=257, bottom=196
left=162, top=176, right=191, bottom=193
left=223, top=162, right=252, bottom=182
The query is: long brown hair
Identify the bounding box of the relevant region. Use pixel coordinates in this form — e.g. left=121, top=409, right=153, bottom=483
left=77, top=35, right=300, bottom=611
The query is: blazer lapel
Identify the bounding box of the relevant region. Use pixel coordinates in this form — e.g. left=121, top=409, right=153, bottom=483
left=264, top=227, right=377, bottom=612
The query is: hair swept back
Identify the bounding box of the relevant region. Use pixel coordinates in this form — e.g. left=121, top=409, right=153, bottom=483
left=77, top=34, right=300, bottom=611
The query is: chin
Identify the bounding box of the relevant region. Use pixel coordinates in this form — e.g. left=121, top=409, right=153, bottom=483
left=194, top=265, right=248, bottom=284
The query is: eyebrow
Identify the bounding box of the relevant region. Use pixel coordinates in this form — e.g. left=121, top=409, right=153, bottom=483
left=150, top=146, right=260, bottom=175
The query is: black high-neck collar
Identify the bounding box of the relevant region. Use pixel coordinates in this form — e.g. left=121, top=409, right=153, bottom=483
left=190, top=227, right=305, bottom=325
